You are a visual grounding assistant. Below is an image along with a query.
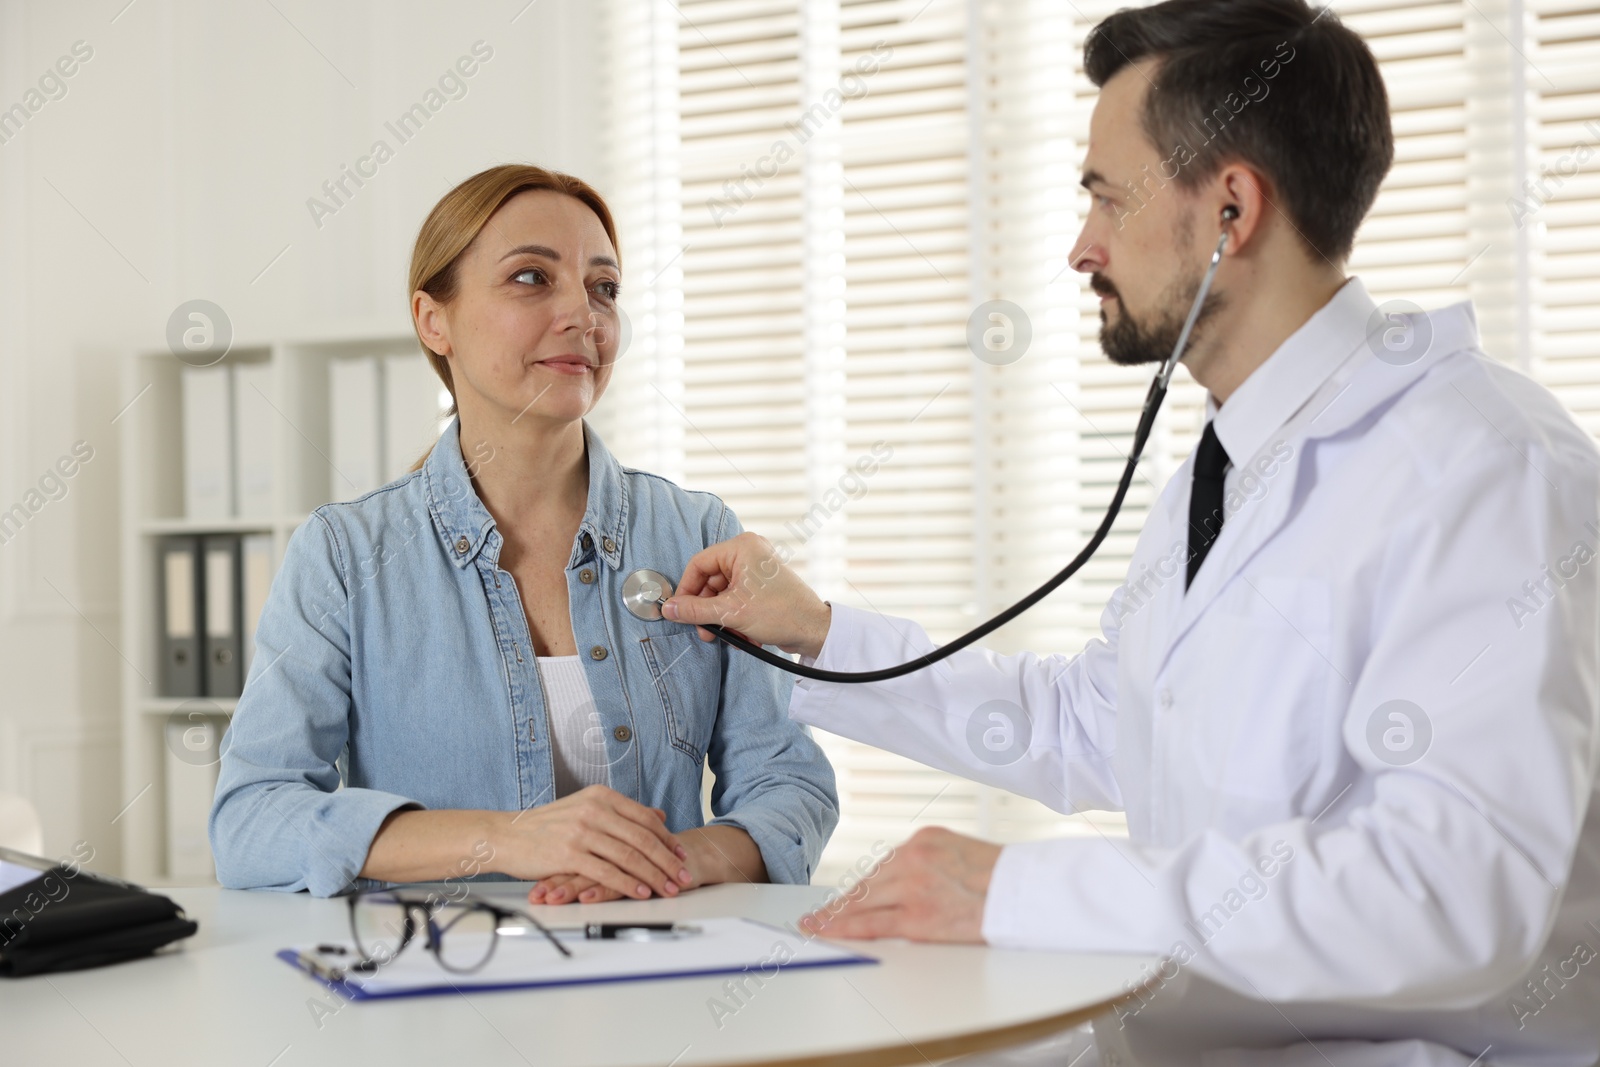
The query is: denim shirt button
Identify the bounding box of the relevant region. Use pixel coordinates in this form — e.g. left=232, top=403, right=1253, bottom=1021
left=589, top=646, right=608, bottom=661
left=581, top=532, right=593, bottom=551
left=454, top=536, right=470, bottom=555
left=602, top=536, right=617, bottom=554
left=579, top=568, right=596, bottom=584
left=613, top=725, right=631, bottom=743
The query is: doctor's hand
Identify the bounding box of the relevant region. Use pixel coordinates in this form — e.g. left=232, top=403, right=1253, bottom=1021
left=664, top=531, right=832, bottom=659
left=797, top=827, right=1001, bottom=943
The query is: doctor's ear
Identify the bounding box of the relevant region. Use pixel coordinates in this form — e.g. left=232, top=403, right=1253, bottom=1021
left=1213, top=165, right=1271, bottom=254
left=413, top=290, right=454, bottom=358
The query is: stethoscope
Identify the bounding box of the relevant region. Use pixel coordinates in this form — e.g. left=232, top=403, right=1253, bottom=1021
left=624, top=208, right=1239, bottom=683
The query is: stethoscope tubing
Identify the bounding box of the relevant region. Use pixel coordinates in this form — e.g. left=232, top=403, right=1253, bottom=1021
left=680, top=222, right=1234, bottom=683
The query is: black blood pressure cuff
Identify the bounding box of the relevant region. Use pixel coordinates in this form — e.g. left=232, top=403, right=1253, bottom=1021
left=0, top=865, right=198, bottom=977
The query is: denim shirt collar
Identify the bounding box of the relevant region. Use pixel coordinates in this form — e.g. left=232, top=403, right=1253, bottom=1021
left=423, top=417, right=630, bottom=573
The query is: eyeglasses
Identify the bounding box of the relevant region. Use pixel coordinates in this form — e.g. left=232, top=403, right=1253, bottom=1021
left=345, top=888, right=572, bottom=975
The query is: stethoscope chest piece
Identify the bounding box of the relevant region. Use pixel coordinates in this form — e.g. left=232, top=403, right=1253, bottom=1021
left=622, top=568, right=676, bottom=621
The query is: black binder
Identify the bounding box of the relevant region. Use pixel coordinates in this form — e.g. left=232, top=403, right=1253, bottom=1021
left=0, top=848, right=198, bottom=977
left=159, top=536, right=203, bottom=697
left=202, top=535, right=243, bottom=698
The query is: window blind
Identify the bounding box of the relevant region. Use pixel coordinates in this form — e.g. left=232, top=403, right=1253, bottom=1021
left=1529, top=1, right=1600, bottom=430
left=600, top=0, right=1600, bottom=886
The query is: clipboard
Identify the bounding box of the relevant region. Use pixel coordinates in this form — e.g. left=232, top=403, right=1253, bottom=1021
left=278, top=916, right=876, bottom=1001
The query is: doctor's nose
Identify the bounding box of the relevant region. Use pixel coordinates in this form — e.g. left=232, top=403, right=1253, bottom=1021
left=1067, top=232, right=1104, bottom=275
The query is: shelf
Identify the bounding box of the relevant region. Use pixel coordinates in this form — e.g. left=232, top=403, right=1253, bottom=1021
left=123, top=333, right=448, bottom=883
left=138, top=516, right=307, bottom=536
left=139, top=698, right=237, bottom=716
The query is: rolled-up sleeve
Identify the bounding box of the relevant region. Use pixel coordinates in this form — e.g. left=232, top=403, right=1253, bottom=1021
left=702, top=506, right=840, bottom=884
left=208, top=513, right=421, bottom=896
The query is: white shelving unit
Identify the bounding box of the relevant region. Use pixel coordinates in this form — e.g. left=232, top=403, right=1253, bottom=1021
left=118, top=326, right=431, bottom=884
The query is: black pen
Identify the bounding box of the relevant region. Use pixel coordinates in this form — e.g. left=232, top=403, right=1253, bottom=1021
left=554, top=922, right=702, bottom=940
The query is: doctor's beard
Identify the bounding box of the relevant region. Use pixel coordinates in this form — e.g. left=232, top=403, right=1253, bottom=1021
left=1095, top=225, right=1227, bottom=367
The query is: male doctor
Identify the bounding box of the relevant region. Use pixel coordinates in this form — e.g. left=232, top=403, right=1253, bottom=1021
left=662, top=0, right=1600, bottom=1063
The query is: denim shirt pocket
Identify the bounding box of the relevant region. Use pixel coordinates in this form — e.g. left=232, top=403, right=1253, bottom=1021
left=638, top=630, right=721, bottom=764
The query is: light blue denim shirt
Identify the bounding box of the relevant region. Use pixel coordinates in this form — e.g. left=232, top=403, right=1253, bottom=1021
left=209, top=417, right=838, bottom=896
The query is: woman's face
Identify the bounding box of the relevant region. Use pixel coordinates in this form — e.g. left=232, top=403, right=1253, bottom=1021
left=417, top=189, right=622, bottom=431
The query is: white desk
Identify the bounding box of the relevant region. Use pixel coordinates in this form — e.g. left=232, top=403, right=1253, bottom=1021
left=2, top=882, right=1156, bottom=1067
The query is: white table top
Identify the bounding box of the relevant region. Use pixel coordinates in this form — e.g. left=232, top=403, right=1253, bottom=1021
left=1, top=882, right=1156, bottom=1067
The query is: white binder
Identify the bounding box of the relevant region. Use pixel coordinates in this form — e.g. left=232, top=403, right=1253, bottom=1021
left=232, top=361, right=275, bottom=519
left=181, top=366, right=235, bottom=519
left=383, top=352, right=445, bottom=480
left=160, top=537, right=203, bottom=697
left=240, top=533, right=273, bottom=674
left=163, top=715, right=223, bottom=882
left=329, top=357, right=382, bottom=501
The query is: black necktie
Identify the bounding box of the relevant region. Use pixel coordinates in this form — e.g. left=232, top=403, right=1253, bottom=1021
left=1186, top=421, right=1231, bottom=589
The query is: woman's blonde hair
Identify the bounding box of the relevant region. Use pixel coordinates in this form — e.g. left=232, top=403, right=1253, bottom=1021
left=407, top=164, right=620, bottom=469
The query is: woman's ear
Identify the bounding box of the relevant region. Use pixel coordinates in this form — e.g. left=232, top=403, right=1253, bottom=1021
left=413, top=290, right=452, bottom=358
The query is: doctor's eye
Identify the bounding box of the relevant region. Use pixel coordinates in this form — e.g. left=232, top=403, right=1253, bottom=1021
left=1093, top=194, right=1117, bottom=214
left=511, top=267, right=550, bottom=287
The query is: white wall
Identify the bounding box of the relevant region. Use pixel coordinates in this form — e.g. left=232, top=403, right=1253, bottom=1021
left=0, top=0, right=603, bottom=873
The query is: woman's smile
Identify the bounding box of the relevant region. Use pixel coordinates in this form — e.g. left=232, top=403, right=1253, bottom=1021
left=534, top=355, right=593, bottom=375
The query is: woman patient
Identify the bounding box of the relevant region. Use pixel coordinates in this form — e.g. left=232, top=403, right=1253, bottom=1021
left=209, top=164, right=838, bottom=903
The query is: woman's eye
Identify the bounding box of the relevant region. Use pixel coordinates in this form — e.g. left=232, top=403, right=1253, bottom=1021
left=593, top=280, right=620, bottom=302
left=512, top=267, right=547, bottom=286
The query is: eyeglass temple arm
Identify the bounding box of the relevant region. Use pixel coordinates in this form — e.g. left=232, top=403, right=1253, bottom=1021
left=499, top=904, right=573, bottom=958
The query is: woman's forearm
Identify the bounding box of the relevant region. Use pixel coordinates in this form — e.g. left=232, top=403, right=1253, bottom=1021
left=359, top=808, right=506, bottom=883
left=682, top=824, right=769, bottom=885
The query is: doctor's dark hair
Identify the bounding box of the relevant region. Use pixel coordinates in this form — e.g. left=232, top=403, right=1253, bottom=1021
left=1085, top=0, right=1392, bottom=264
left=406, top=162, right=620, bottom=427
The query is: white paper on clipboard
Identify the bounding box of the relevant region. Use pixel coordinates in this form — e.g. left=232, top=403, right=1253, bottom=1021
left=280, top=916, right=876, bottom=1000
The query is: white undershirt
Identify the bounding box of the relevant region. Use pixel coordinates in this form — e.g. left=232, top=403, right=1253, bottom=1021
left=534, top=656, right=610, bottom=797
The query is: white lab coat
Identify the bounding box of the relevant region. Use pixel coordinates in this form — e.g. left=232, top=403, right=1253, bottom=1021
left=788, top=278, right=1600, bottom=1066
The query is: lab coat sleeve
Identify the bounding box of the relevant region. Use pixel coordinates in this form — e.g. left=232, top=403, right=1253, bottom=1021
left=209, top=513, right=422, bottom=896
left=703, top=505, right=841, bottom=884
left=786, top=587, right=1128, bottom=815
left=983, top=439, right=1600, bottom=1009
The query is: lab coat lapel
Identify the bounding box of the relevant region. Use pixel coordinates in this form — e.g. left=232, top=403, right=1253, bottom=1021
left=1155, top=432, right=1310, bottom=667
left=1140, top=464, right=1193, bottom=659
left=1151, top=298, right=1482, bottom=670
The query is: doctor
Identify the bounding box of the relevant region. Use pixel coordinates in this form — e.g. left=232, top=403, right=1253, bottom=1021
left=661, top=0, right=1600, bottom=1063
